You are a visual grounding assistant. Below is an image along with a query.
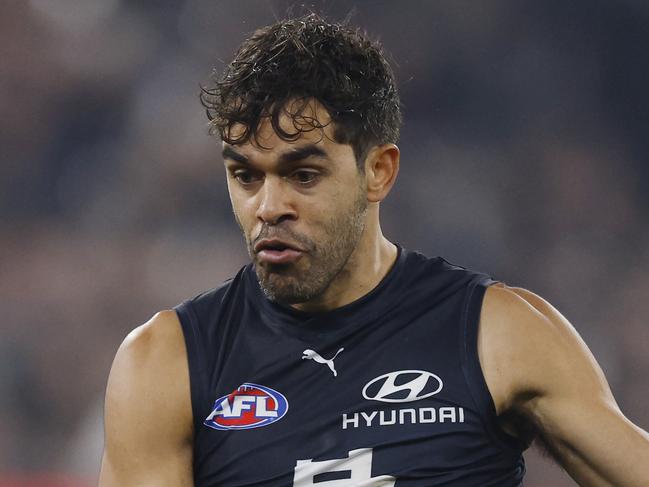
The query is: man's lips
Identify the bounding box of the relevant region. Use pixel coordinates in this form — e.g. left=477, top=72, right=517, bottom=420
left=257, top=248, right=303, bottom=264
left=254, top=238, right=305, bottom=265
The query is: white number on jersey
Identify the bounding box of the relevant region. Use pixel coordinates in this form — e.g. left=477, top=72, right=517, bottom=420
left=293, top=448, right=396, bottom=486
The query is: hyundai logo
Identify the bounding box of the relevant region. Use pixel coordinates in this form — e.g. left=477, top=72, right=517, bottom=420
left=362, top=370, right=443, bottom=403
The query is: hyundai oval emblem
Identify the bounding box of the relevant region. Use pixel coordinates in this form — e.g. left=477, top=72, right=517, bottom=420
left=362, top=370, right=443, bottom=403
left=204, top=383, right=289, bottom=430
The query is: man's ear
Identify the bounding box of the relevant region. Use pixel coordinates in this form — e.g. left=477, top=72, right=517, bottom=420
left=363, top=144, right=400, bottom=203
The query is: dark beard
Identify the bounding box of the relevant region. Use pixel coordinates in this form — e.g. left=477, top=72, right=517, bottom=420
left=250, top=190, right=367, bottom=305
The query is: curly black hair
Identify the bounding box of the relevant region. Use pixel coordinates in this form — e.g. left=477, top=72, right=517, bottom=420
left=200, top=13, right=402, bottom=165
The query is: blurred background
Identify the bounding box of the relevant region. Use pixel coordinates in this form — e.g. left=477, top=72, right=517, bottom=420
left=1, top=0, right=648, bottom=485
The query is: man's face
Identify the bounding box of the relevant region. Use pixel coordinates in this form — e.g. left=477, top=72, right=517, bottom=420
left=222, top=102, right=368, bottom=305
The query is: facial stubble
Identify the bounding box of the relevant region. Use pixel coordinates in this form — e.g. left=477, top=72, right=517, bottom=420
left=238, top=183, right=368, bottom=305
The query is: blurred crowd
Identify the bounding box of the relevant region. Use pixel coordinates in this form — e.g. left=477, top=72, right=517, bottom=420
left=1, top=1, right=648, bottom=485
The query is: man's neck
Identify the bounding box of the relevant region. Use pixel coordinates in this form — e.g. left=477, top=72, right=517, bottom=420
left=290, top=230, right=398, bottom=313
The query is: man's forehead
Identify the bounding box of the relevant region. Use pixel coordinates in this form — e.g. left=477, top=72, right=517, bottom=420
left=226, top=98, right=335, bottom=149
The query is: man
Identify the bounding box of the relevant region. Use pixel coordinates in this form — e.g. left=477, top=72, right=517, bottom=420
left=99, top=14, right=649, bottom=487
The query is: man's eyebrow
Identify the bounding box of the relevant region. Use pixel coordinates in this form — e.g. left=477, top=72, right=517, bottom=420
left=277, top=145, right=328, bottom=165
left=222, top=144, right=329, bottom=166
left=222, top=146, right=249, bottom=165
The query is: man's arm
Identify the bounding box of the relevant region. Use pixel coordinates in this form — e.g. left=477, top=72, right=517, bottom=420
left=99, top=311, right=194, bottom=487
left=480, top=284, right=649, bottom=487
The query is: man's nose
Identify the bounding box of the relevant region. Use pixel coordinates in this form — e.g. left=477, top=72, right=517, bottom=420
left=255, top=177, right=297, bottom=225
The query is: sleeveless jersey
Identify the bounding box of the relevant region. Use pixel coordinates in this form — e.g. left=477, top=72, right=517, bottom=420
left=175, top=247, right=527, bottom=486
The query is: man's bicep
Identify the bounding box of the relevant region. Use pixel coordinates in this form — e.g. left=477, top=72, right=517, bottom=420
left=501, top=287, right=649, bottom=486
left=99, top=312, right=194, bottom=487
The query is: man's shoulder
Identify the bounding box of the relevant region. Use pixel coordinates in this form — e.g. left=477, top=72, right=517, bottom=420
left=481, top=284, right=570, bottom=343
left=479, top=284, right=591, bottom=413
left=105, top=310, right=193, bottom=447
left=112, top=311, right=189, bottom=403
left=102, top=310, right=193, bottom=484
left=121, top=310, right=186, bottom=363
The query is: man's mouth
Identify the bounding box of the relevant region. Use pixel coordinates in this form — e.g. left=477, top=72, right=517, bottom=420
left=254, top=238, right=304, bottom=265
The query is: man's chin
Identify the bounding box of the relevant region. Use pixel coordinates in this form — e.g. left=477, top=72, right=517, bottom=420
left=259, top=284, right=312, bottom=305
left=256, top=269, right=318, bottom=305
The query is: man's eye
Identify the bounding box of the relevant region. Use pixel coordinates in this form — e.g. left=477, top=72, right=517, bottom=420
left=292, top=170, right=319, bottom=185
left=233, top=170, right=257, bottom=185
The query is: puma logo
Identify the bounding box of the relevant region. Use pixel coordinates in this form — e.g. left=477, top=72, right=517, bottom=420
left=302, top=348, right=344, bottom=377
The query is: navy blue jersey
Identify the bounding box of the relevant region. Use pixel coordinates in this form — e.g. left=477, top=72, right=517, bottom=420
left=175, top=247, right=527, bottom=486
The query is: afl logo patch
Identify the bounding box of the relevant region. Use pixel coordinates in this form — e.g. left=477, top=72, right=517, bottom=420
left=362, top=370, right=443, bottom=403
left=204, top=383, right=289, bottom=431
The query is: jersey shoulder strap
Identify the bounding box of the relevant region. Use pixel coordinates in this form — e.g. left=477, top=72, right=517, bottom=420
left=174, top=267, right=245, bottom=433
